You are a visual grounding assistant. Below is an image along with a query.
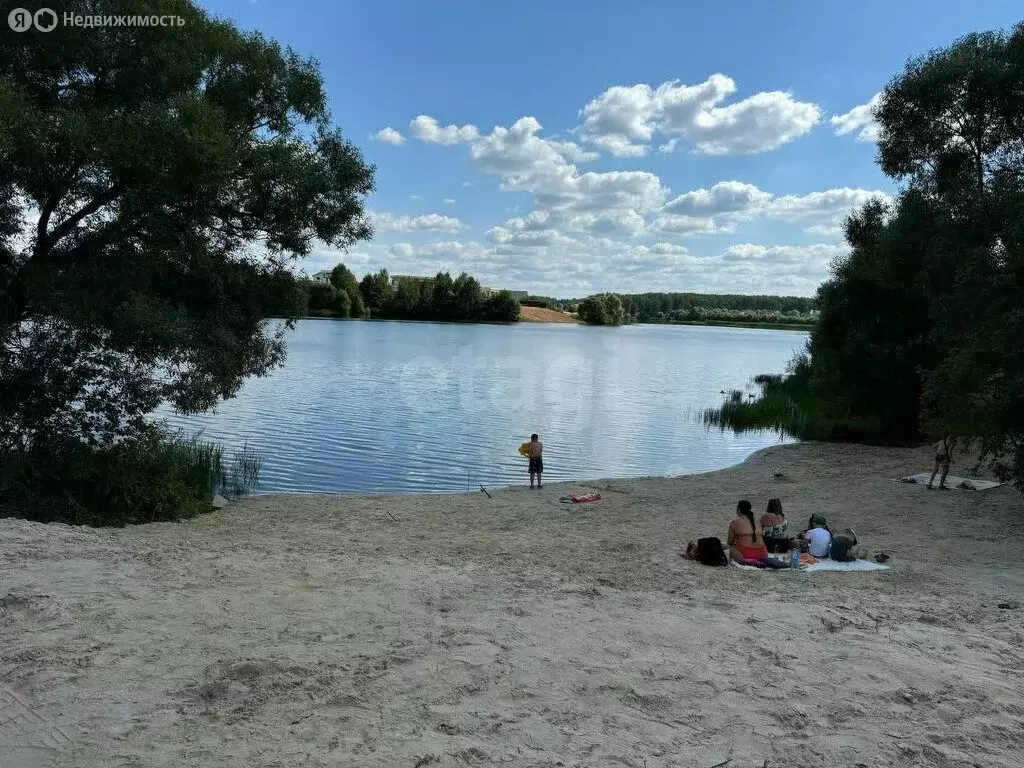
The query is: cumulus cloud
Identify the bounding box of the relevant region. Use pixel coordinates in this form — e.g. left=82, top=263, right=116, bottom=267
left=409, top=115, right=480, bottom=145
left=371, top=212, right=464, bottom=233
left=443, top=198, right=456, bottom=204
left=720, top=243, right=846, bottom=268
left=649, top=181, right=887, bottom=237
left=648, top=214, right=722, bottom=236
left=764, top=187, right=890, bottom=233
left=373, top=127, right=405, bottom=146
left=831, top=93, right=882, bottom=142
left=578, top=74, right=821, bottom=157
left=662, top=181, right=772, bottom=217
left=568, top=210, right=647, bottom=236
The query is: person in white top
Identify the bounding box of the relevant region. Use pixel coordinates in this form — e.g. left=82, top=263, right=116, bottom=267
left=805, top=527, right=832, bottom=558
left=801, top=514, right=833, bottom=558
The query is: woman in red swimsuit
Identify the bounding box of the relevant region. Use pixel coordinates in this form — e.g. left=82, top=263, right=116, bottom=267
left=727, top=499, right=769, bottom=562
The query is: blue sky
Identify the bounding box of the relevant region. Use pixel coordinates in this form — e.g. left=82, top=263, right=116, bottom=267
left=207, top=0, right=1022, bottom=297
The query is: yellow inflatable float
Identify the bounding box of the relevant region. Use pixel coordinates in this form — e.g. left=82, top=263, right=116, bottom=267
left=518, top=442, right=531, bottom=457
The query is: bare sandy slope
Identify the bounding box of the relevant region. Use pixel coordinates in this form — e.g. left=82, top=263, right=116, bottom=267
left=519, top=306, right=581, bottom=323
left=2, top=442, right=1023, bottom=768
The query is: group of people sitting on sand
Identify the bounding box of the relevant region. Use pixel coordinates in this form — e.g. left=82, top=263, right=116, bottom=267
left=685, top=498, right=876, bottom=568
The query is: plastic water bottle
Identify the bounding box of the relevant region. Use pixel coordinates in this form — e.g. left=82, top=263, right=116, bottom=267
left=790, top=548, right=799, bottom=569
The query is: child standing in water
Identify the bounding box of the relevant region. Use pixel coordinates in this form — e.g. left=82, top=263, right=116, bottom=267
left=528, top=433, right=543, bottom=489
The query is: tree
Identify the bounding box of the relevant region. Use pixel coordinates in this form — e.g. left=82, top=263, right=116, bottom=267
left=431, top=271, right=456, bottom=319
left=484, top=290, right=521, bottom=322
left=0, top=1, right=373, bottom=475
left=452, top=273, right=482, bottom=321
left=358, top=268, right=390, bottom=315
left=306, top=280, right=339, bottom=313
left=393, top=277, right=423, bottom=317
left=578, top=293, right=625, bottom=325
left=793, top=22, right=1024, bottom=483
left=330, top=263, right=363, bottom=316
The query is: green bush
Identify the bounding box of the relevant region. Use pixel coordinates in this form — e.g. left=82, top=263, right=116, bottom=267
left=0, top=430, right=260, bottom=527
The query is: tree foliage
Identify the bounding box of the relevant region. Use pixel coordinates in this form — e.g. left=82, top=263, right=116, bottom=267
left=295, top=267, right=520, bottom=323
left=782, top=23, right=1024, bottom=486
left=0, top=0, right=374, bottom=520
left=578, top=293, right=625, bottom=325
left=618, top=292, right=815, bottom=323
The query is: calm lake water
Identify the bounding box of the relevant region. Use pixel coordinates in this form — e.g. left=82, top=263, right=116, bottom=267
left=161, top=319, right=808, bottom=494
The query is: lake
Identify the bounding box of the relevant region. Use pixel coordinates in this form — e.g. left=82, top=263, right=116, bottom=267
left=161, top=319, right=808, bottom=494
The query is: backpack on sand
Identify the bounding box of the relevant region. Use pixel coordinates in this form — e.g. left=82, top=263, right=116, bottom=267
left=697, top=537, right=728, bottom=567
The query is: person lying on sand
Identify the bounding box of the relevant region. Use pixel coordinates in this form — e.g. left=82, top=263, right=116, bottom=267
left=829, top=528, right=859, bottom=562
left=727, top=500, right=769, bottom=562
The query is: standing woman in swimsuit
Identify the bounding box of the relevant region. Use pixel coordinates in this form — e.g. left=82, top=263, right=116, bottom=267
left=727, top=500, right=769, bottom=562
left=927, top=434, right=955, bottom=490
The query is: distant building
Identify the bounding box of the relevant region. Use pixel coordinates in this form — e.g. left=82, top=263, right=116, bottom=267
left=311, top=270, right=332, bottom=284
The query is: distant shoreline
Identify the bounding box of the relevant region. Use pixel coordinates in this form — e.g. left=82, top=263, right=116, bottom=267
left=265, top=314, right=811, bottom=331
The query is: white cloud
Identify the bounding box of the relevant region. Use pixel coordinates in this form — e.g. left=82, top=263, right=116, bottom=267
left=499, top=210, right=552, bottom=231
left=764, top=187, right=890, bottom=232
left=831, top=93, right=881, bottom=142
left=804, top=224, right=844, bottom=238
left=578, top=74, right=821, bottom=157
left=568, top=210, right=647, bottom=236
left=662, top=181, right=772, bottom=217
left=462, top=181, right=472, bottom=187
left=720, top=243, right=846, bottom=268
left=373, top=127, right=405, bottom=146
left=486, top=227, right=580, bottom=249
left=371, top=212, right=464, bottom=233
left=443, top=198, right=456, bottom=204
left=465, top=116, right=657, bottom=220
left=409, top=115, right=480, bottom=145
left=410, top=195, right=422, bottom=201
left=648, top=214, right=722, bottom=236
left=652, top=182, right=889, bottom=236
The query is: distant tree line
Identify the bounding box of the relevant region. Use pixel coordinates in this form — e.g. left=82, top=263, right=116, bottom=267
left=569, top=291, right=816, bottom=326
left=620, top=293, right=816, bottom=324
left=295, top=265, right=521, bottom=322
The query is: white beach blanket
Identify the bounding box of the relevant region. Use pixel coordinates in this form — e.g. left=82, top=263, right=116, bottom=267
left=803, top=559, right=890, bottom=573
left=731, top=558, right=889, bottom=573
left=897, top=473, right=1003, bottom=491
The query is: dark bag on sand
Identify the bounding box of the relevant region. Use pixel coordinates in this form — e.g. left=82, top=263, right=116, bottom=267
left=697, top=537, right=728, bottom=567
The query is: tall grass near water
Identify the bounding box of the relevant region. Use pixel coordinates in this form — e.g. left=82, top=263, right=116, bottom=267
left=0, top=429, right=261, bottom=527
left=702, top=364, right=887, bottom=443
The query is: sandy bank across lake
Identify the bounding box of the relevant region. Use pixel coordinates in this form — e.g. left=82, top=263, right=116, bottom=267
left=1, top=442, right=1023, bottom=767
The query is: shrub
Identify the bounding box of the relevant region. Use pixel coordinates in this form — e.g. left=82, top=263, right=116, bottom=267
left=0, top=430, right=260, bottom=527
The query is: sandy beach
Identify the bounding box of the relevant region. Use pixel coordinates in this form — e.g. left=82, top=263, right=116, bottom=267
left=1, top=441, right=1023, bottom=768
